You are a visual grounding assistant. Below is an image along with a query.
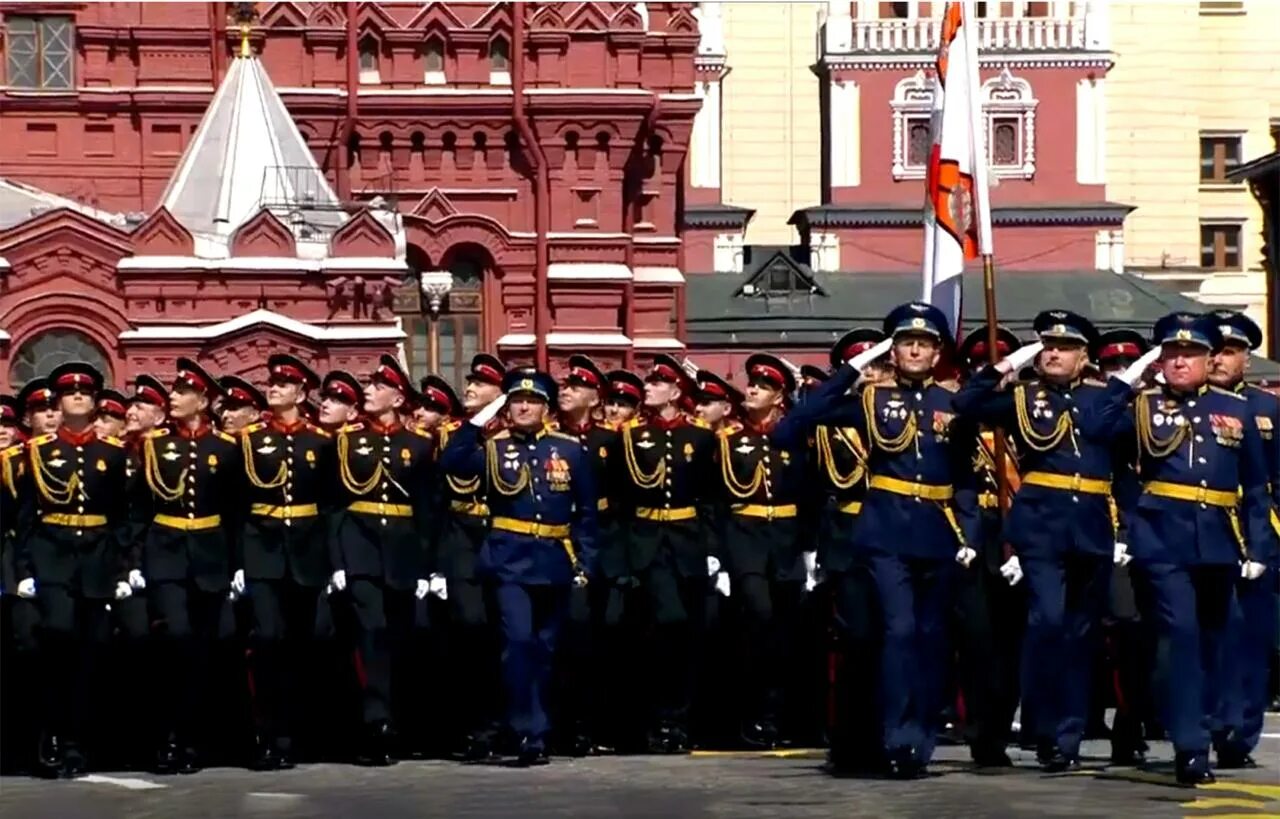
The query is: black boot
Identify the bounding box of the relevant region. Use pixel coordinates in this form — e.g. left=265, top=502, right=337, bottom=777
left=514, top=736, right=549, bottom=767
left=355, top=721, right=394, bottom=767
left=36, top=733, right=64, bottom=778
left=1175, top=751, right=1215, bottom=785
left=250, top=736, right=280, bottom=771
left=177, top=744, right=202, bottom=775
left=885, top=746, right=925, bottom=779
left=970, top=742, right=1013, bottom=768
left=739, top=719, right=779, bottom=750
left=275, top=737, right=296, bottom=771
left=59, top=743, right=88, bottom=779
left=154, top=734, right=180, bottom=775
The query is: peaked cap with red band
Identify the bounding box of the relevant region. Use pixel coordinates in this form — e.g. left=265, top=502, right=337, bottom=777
left=830, top=327, right=887, bottom=370
left=957, top=325, right=1022, bottom=366
left=800, top=364, right=830, bottom=387
left=744, top=352, right=797, bottom=395
left=48, top=361, right=105, bottom=395
left=1, top=394, right=18, bottom=424
left=564, top=354, right=606, bottom=392
left=466, top=353, right=506, bottom=387
left=174, top=357, right=224, bottom=398
left=694, top=369, right=744, bottom=405
left=1092, top=328, right=1149, bottom=363
left=370, top=354, right=416, bottom=398
left=419, top=374, right=461, bottom=417
left=131, top=374, right=168, bottom=408
left=218, top=375, right=267, bottom=411
left=605, top=370, right=644, bottom=405
left=645, top=353, right=694, bottom=394
left=267, top=353, right=320, bottom=391
left=321, top=370, right=362, bottom=405
left=18, top=378, right=54, bottom=411
left=95, top=388, right=129, bottom=419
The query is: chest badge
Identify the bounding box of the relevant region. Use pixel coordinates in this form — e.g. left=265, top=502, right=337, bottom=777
left=400, top=447, right=412, bottom=465
left=162, top=450, right=181, bottom=462
left=599, top=445, right=609, bottom=459
left=636, top=440, right=655, bottom=449
left=683, top=442, right=694, bottom=462
left=734, top=443, right=756, bottom=455
left=932, top=410, right=955, bottom=433
left=780, top=450, right=791, bottom=464
left=306, top=450, right=317, bottom=464
left=96, top=459, right=107, bottom=472
left=354, top=446, right=373, bottom=456
left=546, top=450, right=571, bottom=490
left=47, top=457, right=67, bottom=468
left=256, top=445, right=277, bottom=455
left=207, top=454, right=218, bottom=472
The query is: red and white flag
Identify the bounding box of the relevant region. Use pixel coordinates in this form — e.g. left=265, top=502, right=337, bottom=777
left=922, top=1, right=992, bottom=339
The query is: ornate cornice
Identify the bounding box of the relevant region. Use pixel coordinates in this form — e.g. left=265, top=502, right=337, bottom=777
left=819, top=52, right=1114, bottom=72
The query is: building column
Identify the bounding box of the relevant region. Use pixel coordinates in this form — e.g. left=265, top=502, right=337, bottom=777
left=691, top=2, right=727, bottom=190
left=1076, top=76, right=1106, bottom=185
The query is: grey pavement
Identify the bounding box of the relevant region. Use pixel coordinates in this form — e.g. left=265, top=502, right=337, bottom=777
left=1, top=719, right=1278, bottom=819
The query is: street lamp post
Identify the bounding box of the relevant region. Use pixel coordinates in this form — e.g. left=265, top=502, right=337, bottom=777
left=419, top=269, right=454, bottom=374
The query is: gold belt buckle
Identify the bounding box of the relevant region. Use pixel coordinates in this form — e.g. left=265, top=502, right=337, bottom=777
left=1195, top=487, right=1207, bottom=503
left=1070, top=475, right=1081, bottom=491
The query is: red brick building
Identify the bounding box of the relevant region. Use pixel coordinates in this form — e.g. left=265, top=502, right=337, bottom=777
left=0, top=2, right=700, bottom=391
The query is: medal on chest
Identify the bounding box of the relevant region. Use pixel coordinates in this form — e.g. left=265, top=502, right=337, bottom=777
left=1209, top=413, right=1243, bottom=446
left=546, top=449, right=571, bottom=490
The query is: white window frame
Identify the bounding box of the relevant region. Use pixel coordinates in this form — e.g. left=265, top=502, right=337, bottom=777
left=981, top=68, right=1037, bottom=180
left=890, top=70, right=935, bottom=181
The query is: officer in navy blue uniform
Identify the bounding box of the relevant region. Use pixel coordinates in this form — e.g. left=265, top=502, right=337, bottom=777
left=780, top=302, right=980, bottom=778
left=13, top=362, right=129, bottom=778
left=714, top=354, right=810, bottom=748
left=954, top=311, right=1121, bottom=771
left=440, top=369, right=599, bottom=766
left=1080, top=312, right=1273, bottom=784
left=327, top=354, right=436, bottom=766
left=135, top=358, right=244, bottom=774
left=1206, top=310, right=1280, bottom=768
left=237, top=354, right=335, bottom=770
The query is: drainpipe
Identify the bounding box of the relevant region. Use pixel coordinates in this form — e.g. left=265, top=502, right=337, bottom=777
left=209, top=2, right=225, bottom=83
left=621, top=96, right=663, bottom=369
left=512, top=3, right=550, bottom=369
left=337, top=4, right=359, bottom=202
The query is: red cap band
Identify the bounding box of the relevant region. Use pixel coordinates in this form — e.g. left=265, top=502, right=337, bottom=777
left=227, top=387, right=256, bottom=405
left=55, top=373, right=93, bottom=389
left=376, top=364, right=407, bottom=393
left=651, top=363, right=681, bottom=382
left=136, top=385, right=166, bottom=406
left=844, top=340, right=879, bottom=359
left=967, top=340, right=1010, bottom=360
left=424, top=386, right=451, bottom=410
left=177, top=369, right=209, bottom=393
left=473, top=364, right=503, bottom=385
left=612, top=381, right=642, bottom=400
left=25, top=388, right=53, bottom=408
left=271, top=364, right=307, bottom=384
left=700, top=382, right=728, bottom=399
left=750, top=364, right=785, bottom=387
left=326, top=381, right=359, bottom=403
left=569, top=366, right=600, bottom=388
left=1099, top=342, right=1141, bottom=360
left=97, top=398, right=126, bottom=417
left=1, top=405, right=15, bottom=422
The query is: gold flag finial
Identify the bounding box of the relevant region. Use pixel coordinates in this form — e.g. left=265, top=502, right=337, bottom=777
left=232, top=2, right=257, bottom=58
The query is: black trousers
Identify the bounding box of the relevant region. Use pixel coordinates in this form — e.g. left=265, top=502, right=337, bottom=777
left=442, top=576, right=502, bottom=744
left=248, top=579, right=322, bottom=746
left=638, top=565, right=707, bottom=731
left=348, top=579, right=415, bottom=727
left=555, top=579, right=626, bottom=746
left=150, top=581, right=225, bottom=745
left=1, top=596, right=41, bottom=772
left=952, top=560, right=1024, bottom=752
left=35, top=585, right=112, bottom=746
left=829, top=567, right=883, bottom=764
left=736, top=575, right=805, bottom=726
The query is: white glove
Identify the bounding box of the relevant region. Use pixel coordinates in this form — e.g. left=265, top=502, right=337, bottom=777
left=16, top=578, right=35, bottom=599
left=999, top=341, right=1044, bottom=374
left=573, top=573, right=589, bottom=588
left=115, top=581, right=133, bottom=600
left=331, top=569, right=347, bottom=592
left=955, top=546, right=977, bottom=568
left=847, top=338, right=894, bottom=371
left=1115, top=346, right=1163, bottom=388
left=1113, top=542, right=1132, bottom=567
left=324, top=582, right=335, bottom=596
left=415, top=578, right=430, bottom=600
left=428, top=573, right=448, bottom=600
left=999, top=556, right=1024, bottom=586
left=714, top=571, right=731, bottom=597
left=469, top=394, right=508, bottom=428
left=128, top=569, right=146, bottom=590
left=228, top=590, right=239, bottom=602
left=803, top=551, right=819, bottom=593
left=1241, top=561, right=1267, bottom=581
left=706, top=556, right=721, bottom=577
left=231, top=569, right=246, bottom=595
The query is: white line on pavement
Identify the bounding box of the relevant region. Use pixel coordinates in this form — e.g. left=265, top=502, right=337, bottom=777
left=1261, top=732, right=1280, bottom=739
left=247, top=793, right=304, bottom=799
left=77, top=774, right=167, bottom=790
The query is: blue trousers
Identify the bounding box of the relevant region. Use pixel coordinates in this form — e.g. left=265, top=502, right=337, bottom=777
left=867, top=554, right=956, bottom=761
left=1217, top=573, right=1280, bottom=756
left=1135, top=562, right=1234, bottom=754
left=495, top=583, right=569, bottom=747
left=1021, top=551, right=1112, bottom=757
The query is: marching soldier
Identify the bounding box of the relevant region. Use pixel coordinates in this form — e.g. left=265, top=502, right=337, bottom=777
left=440, top=369, right=599, bottom=766
left=317, top=370, right=363, bottom=432
left=418, top=375, right=461, bottom=434
left=603, top=370, right=644, bottom=427
left=718, top=354, right=810, bottom=748
left=954, top=312, right=1120, bottom=771
left=1, top=394, right=40, bottom=773
left=1080, top=312, right=1273, bottom=784
left=553, top=354, right=621, bottom=755
left=238, top=355, right=334, bottom=770
left=218, top=376, right=267, bottom=434
left=136, top=358, right=244, bottom=774
left=693, top=369, right=743, bottom=430
left=783, top=302, right=980, bottom=778
left=327, top=354, right=436, bottom=766
left=92, top=389, right=129, bottom=441
left=18, top=378, right=59, bottom=435
left=435, top=354, right=506, bottom=760
left=1207, top=310, right=1279, bottom=768
left=14, top=362, right=129, bottom=777
left=613, top=354, right=718, bottom=753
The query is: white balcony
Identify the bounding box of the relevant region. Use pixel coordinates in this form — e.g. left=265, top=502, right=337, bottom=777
left=854, top=16, right=1085, bottom=53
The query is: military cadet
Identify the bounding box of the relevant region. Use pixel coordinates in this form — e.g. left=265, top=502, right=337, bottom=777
left=218, top=376, right=267, bottom=435
left=1, top=394, right=39, bottom=773
left=954, top=312, right=1124, bottom=771
left=440, top=369, right=599, bottom=766
left=135, top=358, right=244, bottom=774
left=237, top=354, right=334, bottom=770
left=948, top=325, right=1026, bottom=767
left=1207, top=311, right=1279, bottom=768
left=810, top=330, right=880, bottom=774
left=717, top=353, right=810, bottom=748
left=613, top=354, right=718, bottom=753
left=418, top=375, right=461, bottom=434
left=92, top=389, right=129, bottom=441
left=426, top=355, right=505, bottom=759
left=1080, top=312, right=1273, bottom=785
left=317, top=370, right=363, bottom=432
left=18, top=378, right=60, bottom=435
left=693, top=369, right=743, bottom=430
left=603, top=370, right=644, bottom=427
left=782, top=302, right=980, bottom=778
left=328, top=354, right=436, bottom=766
left=13, top=362, right=130, bottom=777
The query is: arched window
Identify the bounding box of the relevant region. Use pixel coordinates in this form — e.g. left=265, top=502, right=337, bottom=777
left=488, top=36, right=511, bottom=85
left=358, top=35, right=380, bottom=84
left=9, top=329, right=111, bottom=388
left=400, top=248, right=487, bottom=390
left=424, top=35, right=445, bottom=84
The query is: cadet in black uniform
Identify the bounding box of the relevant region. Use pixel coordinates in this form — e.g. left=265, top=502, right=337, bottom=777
left=603, top=370, right=644, bottom=428
left=18, top=378, right=60, bottom=436
left=614, top=354, right=718, bottom=753
left=553, top=354, right=622, bottom=755
left=317, top=371, right=363, bottom=432
left=136, top=359, right=244, bottom=774
left=238, top=355, right=334, bottom=770
left=327, top=355, right=436, bottom=766
left=434, top=354, right=506, bottom=760
left=218, top=376, right=267, bottom=435
left=1, top=394, right=37, bottom=773
left=14, top=362, right=129, bottom=777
